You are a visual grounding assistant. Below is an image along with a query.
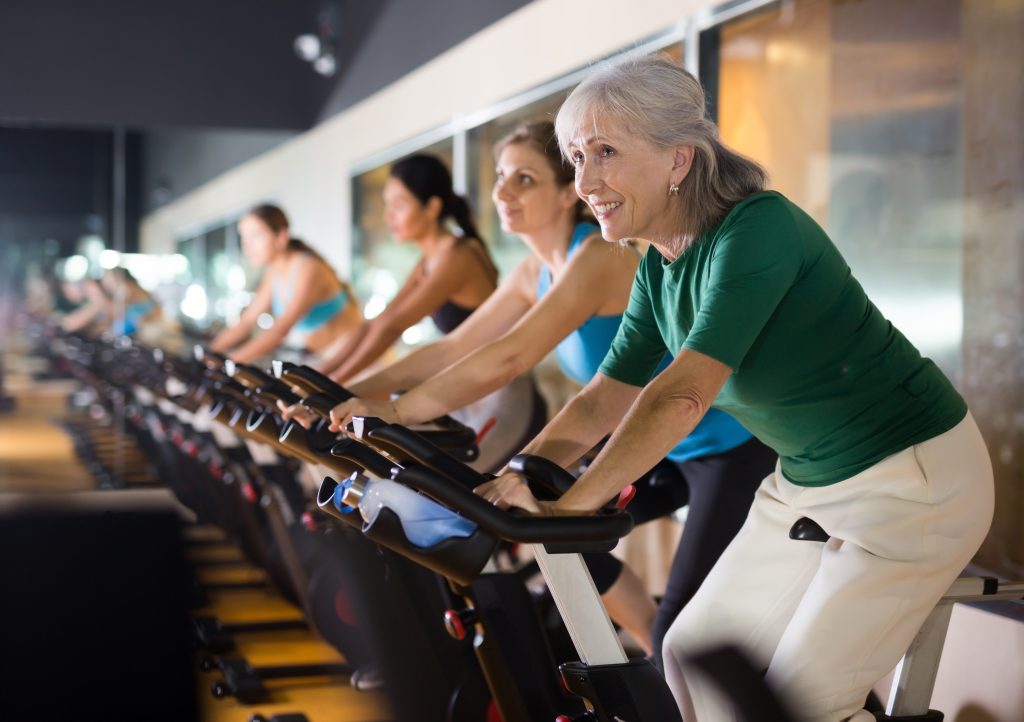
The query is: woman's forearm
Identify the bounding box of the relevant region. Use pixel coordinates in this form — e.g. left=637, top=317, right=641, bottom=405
left=210, top=323, right=251, bottom=354
left=329, top=320, right=402, bottom=383
left=518, top=387, right=617, bottom=469
left=393, top=341, right=530, bottom=425
left=229, top=327, right=288, bottom=364
left=555, top=383, right=705, bottom=513
left=349, top=338, right=459, bottom=400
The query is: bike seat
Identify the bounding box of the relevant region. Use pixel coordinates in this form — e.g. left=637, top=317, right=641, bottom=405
left=789, top=517, right=829, bottom=542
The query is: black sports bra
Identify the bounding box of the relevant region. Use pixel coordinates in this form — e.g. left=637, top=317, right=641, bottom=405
left=430, top=299, right=477, bottom=334
left=424, top=237, right=496, bottom=335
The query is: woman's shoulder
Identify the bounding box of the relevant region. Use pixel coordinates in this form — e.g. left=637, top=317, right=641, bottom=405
left=712, top=191, right=808, bottom=245
left=567, top=228, right=641, bottom=281
left=726, top=190, right=791, bottom=223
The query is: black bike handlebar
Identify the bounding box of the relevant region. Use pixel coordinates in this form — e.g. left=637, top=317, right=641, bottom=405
left=229, top=362, right=302, bottom=407
left=362, top=421, right=482, bottom=490
left=508, top=454, right=577, bottom=496
left=393, top=464, right=633, bottom=544
left=194, top=345, right=229, bottom=371
left=277, top=363, right=353, bottom=402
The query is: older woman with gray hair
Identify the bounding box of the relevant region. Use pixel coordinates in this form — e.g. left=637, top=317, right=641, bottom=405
left=476, top=54, right=993, bottom=721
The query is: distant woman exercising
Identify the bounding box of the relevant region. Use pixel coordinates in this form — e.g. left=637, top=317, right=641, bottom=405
left=315, top=154, right=498, bottom=383
left=209, top=203, right=361, bottom=364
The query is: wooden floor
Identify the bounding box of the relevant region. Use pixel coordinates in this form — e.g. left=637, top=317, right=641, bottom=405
left=0, top=352, right=392, bottom=722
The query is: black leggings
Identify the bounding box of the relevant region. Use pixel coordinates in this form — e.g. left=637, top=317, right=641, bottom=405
left=583, top=436, right=776, bottom=669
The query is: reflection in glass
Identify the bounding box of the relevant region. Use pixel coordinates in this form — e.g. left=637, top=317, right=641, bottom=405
left=712, top=0, right=962, bottom=377
left=708, top=0, right=1024, bottom=578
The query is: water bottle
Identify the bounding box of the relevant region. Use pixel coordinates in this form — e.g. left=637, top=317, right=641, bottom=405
left=333, top=472, right=477, bottom=548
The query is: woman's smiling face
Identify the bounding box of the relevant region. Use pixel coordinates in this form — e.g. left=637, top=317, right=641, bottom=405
left=568, top=117, right=680, bottom=243
left=492, top=142, right=576, bottom=236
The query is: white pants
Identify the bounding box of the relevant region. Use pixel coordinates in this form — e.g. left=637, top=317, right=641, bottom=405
left=663, top=413, right=994, bottom=722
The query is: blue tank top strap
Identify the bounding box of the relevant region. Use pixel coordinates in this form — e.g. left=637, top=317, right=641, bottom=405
left=537, top=222, right=600, bottom=297
left=271, top=274, right=285, bottom=317
left=539, top=222, right=753, bottom=459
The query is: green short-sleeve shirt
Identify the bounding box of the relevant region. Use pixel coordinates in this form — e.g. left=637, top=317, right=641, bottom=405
left=599, top=191, right=967, bottom=486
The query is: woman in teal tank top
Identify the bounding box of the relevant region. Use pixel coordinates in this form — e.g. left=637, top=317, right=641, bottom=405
left=210, top=204, right=362, bottom=364
left=288, top=122, right=775, bottom=663
left=479, top=56, right=994, bottom=721
left=101, top=267, right=166, bottom=340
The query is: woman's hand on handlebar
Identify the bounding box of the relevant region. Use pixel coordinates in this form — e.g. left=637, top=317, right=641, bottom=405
left=277, top=400, right=318, bottom=429
left=328, top=397, right=400, bottom=434
left=474, top=473, right=547, bottom=515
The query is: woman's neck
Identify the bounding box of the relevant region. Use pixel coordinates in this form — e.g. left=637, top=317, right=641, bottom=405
left=650, top=231, right=696, bottom=263
left=415, top=225, right=452, bottom=258
left=522, top=213, right=577, bottom=273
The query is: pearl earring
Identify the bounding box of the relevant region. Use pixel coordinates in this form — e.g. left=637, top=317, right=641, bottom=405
left=669, top=183, right=680, bottom=195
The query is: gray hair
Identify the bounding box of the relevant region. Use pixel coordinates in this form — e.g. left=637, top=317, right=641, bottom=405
left=555, top=53, right=768, bottom=240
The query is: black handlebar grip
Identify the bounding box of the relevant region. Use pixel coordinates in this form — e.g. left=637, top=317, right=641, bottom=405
left=393, top=465, right=633, bottom=544
left=230, top=362, right=273, bottom=389
left=301, top=392, right=340, bottom=420
left=231, top=363, right=302, bottom=406
left=365, top=422, right=486, bottom=492
left=280, top=365, right=353, bottom=402
left=330, top=438, right=397, bottom=479
left=195, top=346, right=228, bottom=371
left=508, top=455, right=577, bottom=496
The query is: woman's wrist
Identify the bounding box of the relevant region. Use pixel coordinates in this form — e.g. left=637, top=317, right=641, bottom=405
left=390, top=397, right=406, bottom=425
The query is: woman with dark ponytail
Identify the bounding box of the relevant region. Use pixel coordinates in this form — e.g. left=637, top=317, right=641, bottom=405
left=317, top=153, right=498, bottom=382
left=210, top=203, right=362, bottom=363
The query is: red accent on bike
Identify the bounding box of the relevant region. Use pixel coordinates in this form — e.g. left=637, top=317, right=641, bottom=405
left=443, top=609, right=467, bottom=641
left=334, top=590, right=356, bottom=625
left=486, top=699, right=504, bottom=722
left=242, top=482, right=258, bottom=504
left=302, top=512, right=318, bottom=532
left=616, top=484, right=636, bottom=509
left=475, top=416, right=498, bottom=445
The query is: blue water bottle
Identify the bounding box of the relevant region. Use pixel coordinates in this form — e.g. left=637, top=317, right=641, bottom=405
left=333, top=472, right=477, bottom=548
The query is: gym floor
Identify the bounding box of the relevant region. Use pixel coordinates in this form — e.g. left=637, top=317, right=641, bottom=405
left=0, top=363, right=393, bottom=722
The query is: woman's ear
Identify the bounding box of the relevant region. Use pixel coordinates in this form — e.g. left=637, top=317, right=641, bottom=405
left=559, top=182, right=579, bottom=211
left=425, top=195, right=444, bottom=221
left=671, top=145, right=695, bottom=185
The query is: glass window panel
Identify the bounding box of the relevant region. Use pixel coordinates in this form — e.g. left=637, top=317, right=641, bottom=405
left=175, top=218, right=244, bottom=327
left=708, top=0, right=1024, bottom=578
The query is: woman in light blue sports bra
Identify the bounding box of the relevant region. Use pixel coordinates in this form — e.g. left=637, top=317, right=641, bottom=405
left=308, top=122, right=776, bottom=665
left=210, top=204, right=362, bottom=364
left=101, top=267, right=162, bottom=337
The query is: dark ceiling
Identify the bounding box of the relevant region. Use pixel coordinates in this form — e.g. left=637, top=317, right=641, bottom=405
left=0, top=0, right=531, bottom=265
left=0, top=0, right=387, bottom=130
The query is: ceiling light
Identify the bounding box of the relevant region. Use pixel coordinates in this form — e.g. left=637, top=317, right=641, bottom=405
left=293, top=34, right=321, bottom=62
left=312, top=54, right=336, bottom=77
